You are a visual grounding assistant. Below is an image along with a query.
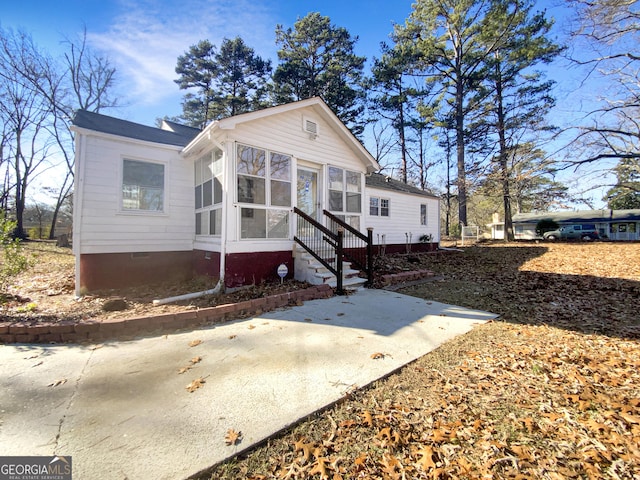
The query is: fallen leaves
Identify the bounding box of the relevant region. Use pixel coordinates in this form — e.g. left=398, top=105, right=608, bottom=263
left=202, top=243, right=640, bottom=480
left=185, top=377, right=205, bottom=393
left=47, top=379, right=67, bottom=387
left=225, top=429, right=243, bottom=446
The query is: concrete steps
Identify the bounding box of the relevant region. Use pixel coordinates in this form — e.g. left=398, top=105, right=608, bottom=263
left=294, top=246, right=366, bottom=290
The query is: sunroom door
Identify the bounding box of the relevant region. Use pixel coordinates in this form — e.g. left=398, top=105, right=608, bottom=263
left=297, top=166, right=320, bottom=220
left=296, top=165, right=321, bottom=239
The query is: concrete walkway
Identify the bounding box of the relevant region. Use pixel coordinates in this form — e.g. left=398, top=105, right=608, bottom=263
left=0, top=288, right=497, bottom=479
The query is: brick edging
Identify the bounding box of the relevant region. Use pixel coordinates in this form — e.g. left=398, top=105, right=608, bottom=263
left=380, top=269, right=435, bottom=286
left=0, top=284, right=334, bottom=345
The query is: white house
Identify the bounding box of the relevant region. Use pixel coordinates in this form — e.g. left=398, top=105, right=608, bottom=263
left=488, top=210, right=640, bottom=240
left=71, top=97, right=440, bottom=294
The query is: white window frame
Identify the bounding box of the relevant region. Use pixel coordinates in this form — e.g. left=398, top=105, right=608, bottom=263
left=236, top=143, right=292, bottom=240
left=420, top=204, right=428, bottom=226
left=370, top=196, right=390, bottom=217
left=195, top=148, right=224, bottom=237
left=120, top=157, right=167, bottom=214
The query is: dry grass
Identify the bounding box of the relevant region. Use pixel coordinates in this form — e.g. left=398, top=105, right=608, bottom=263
left=199, top=242, right=640, bottom=479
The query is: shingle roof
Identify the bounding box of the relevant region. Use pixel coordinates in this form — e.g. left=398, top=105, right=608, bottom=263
left=365, top=173, right=438, bottom=198
left=513, top=209, right=640, bottom=223
left=72, top=110, right=200, bottom=147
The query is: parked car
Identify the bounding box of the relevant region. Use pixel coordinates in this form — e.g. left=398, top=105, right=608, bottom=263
left=543, top=224, right=600, bottom=241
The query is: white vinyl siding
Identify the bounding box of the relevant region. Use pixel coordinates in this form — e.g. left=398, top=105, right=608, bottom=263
left=365, top=188, right=439, bottom=245
left=75, top=135, right=194, bottom=254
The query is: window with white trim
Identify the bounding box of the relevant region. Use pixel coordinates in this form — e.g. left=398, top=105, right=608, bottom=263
left=122, top=159, right=165, bottom=212
left=420, top=204, right=428, bottom=225
left=195, top=148, right=223, bottom=236
left=236, top=143, right=291, bottom=239
left=328, top=166, right=362, bottom=230
left=370, top=197, right=389, bottom=217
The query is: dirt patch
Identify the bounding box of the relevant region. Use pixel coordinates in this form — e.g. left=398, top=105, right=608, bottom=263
left=1, top=241, right=311, bottom=324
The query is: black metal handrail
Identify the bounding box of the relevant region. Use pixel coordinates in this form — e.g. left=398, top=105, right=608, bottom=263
left=323, top=210, right=373, bottom=286
left=293, top=207, right=344, bottom=294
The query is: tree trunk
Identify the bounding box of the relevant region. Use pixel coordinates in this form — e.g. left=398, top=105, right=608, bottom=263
left=455, top=77, right=467, bottom=229
left=398, top=81, right=408, bottom=184
left=494, top=60, right=514, bottom=242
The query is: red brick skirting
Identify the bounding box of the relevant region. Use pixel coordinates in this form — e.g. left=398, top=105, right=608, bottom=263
left=0, top=284, right=334, bottom=345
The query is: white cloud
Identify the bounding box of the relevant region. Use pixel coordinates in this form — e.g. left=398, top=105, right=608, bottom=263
left=87, top=0, right=277, bottom=108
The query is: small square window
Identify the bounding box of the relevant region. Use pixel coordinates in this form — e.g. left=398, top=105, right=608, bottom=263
left=122, top=159, right=164, bottom=212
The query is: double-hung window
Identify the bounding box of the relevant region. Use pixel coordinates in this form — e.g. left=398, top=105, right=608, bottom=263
left=420, top=204, right=428, bottom=226
left=122, top=159, right=165, bottom=212
left=370, top=197, right=389, bottom=217
left=195, top=148, right=223, bottom=236
left=328, top=166, right=362, bottom=230
left=237, top=144, right=291, bottom=239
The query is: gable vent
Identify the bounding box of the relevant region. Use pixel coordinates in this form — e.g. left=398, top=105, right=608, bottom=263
left=304, top=119, right=318, bottom=136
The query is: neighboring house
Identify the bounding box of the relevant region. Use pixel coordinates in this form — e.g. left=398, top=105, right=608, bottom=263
left=505, top=210, right=640, bottom=241
left=71, top=97, right=440, bottom=295
left=487, top=212, right=504, bottom=240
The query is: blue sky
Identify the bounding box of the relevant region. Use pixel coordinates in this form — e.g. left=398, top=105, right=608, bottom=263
left=1, top=0, right=418, bottom=125
left=1, top=0, right=612, bottom=207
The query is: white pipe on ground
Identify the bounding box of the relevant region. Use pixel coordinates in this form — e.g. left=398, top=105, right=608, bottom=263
left=152, top=280, right=222, bottom=306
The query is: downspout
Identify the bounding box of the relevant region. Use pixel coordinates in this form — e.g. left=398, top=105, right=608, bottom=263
left=153, top=138, right=228, bottom=305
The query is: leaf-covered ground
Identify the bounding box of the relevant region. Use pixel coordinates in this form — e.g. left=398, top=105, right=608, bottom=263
left=200, top=242, right=640, bottom=480
left=1, top=241, right=310, bottom=323
left=3, top=241, right=640, bottom=478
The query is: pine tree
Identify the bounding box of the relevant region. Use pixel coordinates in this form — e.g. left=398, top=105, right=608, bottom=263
left=605, top=158, right=640, bottom=209
left=175, top=37, right=271, bottom=126
left=480, top=0, right=563, bottom=240
left=273, top=13, right=366, bottom=135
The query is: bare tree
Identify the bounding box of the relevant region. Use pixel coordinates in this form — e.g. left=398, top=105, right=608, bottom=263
left=566, top=0, right=640, bottom=165
left=44, top=29, right=118, bottom=239
left=0, top=28, right=55, bottom=238
left=1, top=27, right=118, bottom=239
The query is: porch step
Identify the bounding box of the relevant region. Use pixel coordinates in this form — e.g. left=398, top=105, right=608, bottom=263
left=294, top=248, right=366, bottom=290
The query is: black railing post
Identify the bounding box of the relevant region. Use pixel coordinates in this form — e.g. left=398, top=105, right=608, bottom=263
left=366, top=227, right=373, bottom=286
left=336, top=227, right=344, bottom=295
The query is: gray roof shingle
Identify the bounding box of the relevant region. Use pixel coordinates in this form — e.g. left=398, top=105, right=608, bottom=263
left=72, top=110, right=200, bottom=147
left=365, top=173, right=438, bottom=198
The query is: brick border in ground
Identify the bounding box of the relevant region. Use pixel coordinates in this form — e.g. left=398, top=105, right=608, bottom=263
left=379, top=269, right=435, bottom=286
left=0, top=284, right=333, bottom=345
left=0, top=270, right=434, bottom=345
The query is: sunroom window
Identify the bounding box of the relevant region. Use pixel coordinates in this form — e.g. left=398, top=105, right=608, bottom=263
left=195, top=148, right=223, bottom=236
left=328, top=166, right=361, bottom=230
left=237, top=144, right=291, bottom=239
